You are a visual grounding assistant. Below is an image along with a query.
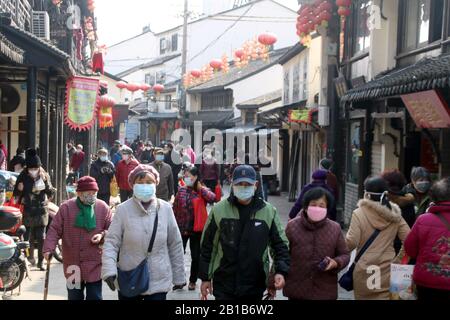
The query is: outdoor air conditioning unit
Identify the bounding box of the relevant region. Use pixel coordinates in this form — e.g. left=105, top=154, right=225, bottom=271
left=318, top=105, right=330, bottom=127
left=32, top=11, right=50, bottom=41
left=0, top=83, right=27, bottom=117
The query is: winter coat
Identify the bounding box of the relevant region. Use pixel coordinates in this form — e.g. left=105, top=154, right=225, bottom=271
left=13, top=169, right=55, bottom=227
left=173, top=186, right=216, bottom=235
left=289, top=181, right=336, bottom=220
left=346, top=199, right=411, bottom=300
left=404, top=202, right=450, bottom=291
left=102, top=197, right=186, bottom=295
left=115, top=158, right=140, bottom=191
left=404, top=184, right=431, bottom=217
left=284, top=211, right=350, bottom=300
left=43, top=198, right=113, bottom=283
left=90, top=159, right=115, bottom=196
left=140, top=149, right=154, bottom=164
left=199, top=195, right=290, bottom=298
left=150, top=161, right=174, bottom=201
left=70, top=151, right=85, bottom=171
left=200, top=160, right=219, bottom=181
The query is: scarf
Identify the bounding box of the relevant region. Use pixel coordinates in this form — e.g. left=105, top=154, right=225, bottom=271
left=74, top=198, right=96, bottom=232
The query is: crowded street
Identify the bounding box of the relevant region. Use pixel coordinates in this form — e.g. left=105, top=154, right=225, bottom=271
left=0, top=0, right=449, bottom=306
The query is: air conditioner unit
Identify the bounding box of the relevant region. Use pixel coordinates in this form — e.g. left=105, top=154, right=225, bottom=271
left=32, top=11, right=50, bottom=41
left=0, top=83, right=27, bottom=117
left=318, top=105, right=330, bottom=127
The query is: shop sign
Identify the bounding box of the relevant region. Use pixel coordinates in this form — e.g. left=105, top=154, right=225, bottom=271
left=401, top=90, right=450, bottom=129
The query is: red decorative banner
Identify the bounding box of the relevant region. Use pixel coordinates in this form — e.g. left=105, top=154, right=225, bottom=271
left=64, top=77, right=100, bottom=131
left=401, top=90, right=450, bottom=129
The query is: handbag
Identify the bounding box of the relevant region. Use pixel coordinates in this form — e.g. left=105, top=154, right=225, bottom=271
left=339, top=229, right=380, bottom=291
left=193, top=192, right=208, bottom=233
left=390, top=255, right=417, bottom=300
left=117, top=201, right=159, bottom=298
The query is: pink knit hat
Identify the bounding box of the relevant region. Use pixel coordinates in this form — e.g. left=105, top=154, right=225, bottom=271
left=128, top=164, right=160, bottom=187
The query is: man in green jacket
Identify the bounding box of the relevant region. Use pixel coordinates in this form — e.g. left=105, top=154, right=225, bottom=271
left=199, top=165, right=290, bottom=300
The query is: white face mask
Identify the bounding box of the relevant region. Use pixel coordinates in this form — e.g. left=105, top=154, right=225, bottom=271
left=29, top=169, right=39, bottom=178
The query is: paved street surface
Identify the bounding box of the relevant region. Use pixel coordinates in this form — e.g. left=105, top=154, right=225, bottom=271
left=6, top=188, right=354, bottom=300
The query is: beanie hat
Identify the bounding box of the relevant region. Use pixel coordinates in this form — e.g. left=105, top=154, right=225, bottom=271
left=312, top=169, right=328, bottom=181
left=76, top=176, right=99, bottom=192
left=128, top=164, right=160, bottom=187
left=319, top=158, right=333, bottom=171
left=25, top=149, right=42, bottom=168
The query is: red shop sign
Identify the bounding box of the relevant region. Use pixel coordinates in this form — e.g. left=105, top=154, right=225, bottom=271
left=401, top=90, right=450, bottom=129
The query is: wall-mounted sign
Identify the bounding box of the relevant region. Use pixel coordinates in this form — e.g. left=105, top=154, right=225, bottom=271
left=289, top=108, right=316, bottom=124
left=401, top=90, right=450, bottom=129
left=64, top=77, right=100, bottom=131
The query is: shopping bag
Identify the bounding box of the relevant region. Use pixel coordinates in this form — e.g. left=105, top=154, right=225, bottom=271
left=110, top=177, right=119, bottom=198
left=193, top=193, right=208, bottom=233
left=214, top=183, right=222, bottom=202
left=390, top=256, right=417, bottom=300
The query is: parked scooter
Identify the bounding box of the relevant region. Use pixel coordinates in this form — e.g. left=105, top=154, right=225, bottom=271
left=0, top=206, right=30, bottom=298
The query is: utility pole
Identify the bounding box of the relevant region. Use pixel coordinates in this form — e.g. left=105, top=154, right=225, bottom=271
left=180, top=0, right=189, bottom=118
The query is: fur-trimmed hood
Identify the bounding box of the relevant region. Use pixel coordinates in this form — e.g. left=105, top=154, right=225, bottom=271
left=357, top=199, right=403, bottom=230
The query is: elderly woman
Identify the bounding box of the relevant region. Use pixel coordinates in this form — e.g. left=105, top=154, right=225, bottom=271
left=404, top=167, right=432, bottom=216
left=43, top=176, right=112, bottom=300
left=404, top=178, right=450, bottom=301
left=102, top=165, right=186, bottom=300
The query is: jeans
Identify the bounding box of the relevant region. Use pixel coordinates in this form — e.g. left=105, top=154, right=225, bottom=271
left=67, top=280, right=103, bottom=300
left=182, top=233, right=201, bottom=284
left=118, top=292, right=167, bottom=301
left=120, top=189, right=133, bottom=203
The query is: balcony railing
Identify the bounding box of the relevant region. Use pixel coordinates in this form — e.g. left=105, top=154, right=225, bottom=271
left=0, top=0, right=32, bottom=31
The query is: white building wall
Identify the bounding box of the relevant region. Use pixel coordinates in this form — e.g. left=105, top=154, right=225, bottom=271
left=202, top=0, right=235, bottom=15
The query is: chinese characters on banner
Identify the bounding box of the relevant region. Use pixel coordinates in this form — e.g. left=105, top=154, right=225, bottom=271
left=64, top=77, right=100, bottom=131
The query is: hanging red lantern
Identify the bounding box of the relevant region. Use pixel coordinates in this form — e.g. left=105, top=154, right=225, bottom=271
left=210, top=59, right=223, bottom=70
left=126, top=83, right=140, bottom=92
left=153, top=84, right=165, bottom=93
left=337, top=6, right=351, bottom=17
left=336, top=0, right=351, bottom=7
left=140, top=84, right=152, bottom=92
left=174, top=121, right=181, bottom=129
left=116, top=81, right=127, bottom=89
left=319, top=1, right=333, bottom=12
left=98, top=95, right=116, bottom=108
left=258, top=33, right=277, bottom=46
left=190, top=70, right=202, bottom=78
left=234, top=49, right=245, bottom=59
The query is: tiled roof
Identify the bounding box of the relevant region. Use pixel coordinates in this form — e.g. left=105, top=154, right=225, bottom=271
left=237, top=90, right=282, bottom=108
left=184, top=110, right=234, bottom=125
left=187, top=48, right=290, bottom=93
left=342, top=54, right=450, bottom=103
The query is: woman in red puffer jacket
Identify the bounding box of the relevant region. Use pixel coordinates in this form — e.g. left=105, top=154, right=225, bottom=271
left=404, top=177, right=450, bottom=301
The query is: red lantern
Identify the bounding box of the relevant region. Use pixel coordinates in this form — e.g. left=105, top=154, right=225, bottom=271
left=98, top=95, right=116, bottom=108
left=116, top=81, right=127, bottom=89
left=210, top=59, right=222, bottom=70
left=153, top=84, right=165, bottom=93
left=258, top=33, right=277, bottom=46
left=319, top=1, right=333, bottom=12
left=190, top=70, right=202, bottom=78
left=336, top=0, right=351, bottom=7
left=234, top=49, right=245, bottom=59
left=126, top=83, right=140, bottom=92
left=140, top=84, right=152, bottom=92
left=338, top=6, right=351, bottom=17
left=319, top=10, right=332, bottom=22
left=174, top=121, right=181, bottom=129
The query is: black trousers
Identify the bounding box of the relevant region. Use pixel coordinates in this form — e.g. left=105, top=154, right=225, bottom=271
left=417, top=285, right=450, bottom=301
left=98, top=193, right=111, bottom=206
left=26, top=226, right=46, bottom=264
left=182, top=232, right=202, bottom=284
left=119, top=190, right=133, bottom=203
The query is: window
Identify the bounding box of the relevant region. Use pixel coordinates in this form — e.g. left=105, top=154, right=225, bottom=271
left=171, top=34, right=178, bottom=51
left=348, top=121, right=362, bottom=184
left=292, top=64, right=300, bottom=102
left=145, top=73, right=155, bottom=86
left=165, top=95, right=171, bottom=110
left=160, top=38, right=167, bottom=55
left=353, top=0, right=372, bottom=55
left=401, top=0, right=443, bottom=52
left=301, top=55, right=308, bottom=100
left=201, top=90, right=233, bottom=110
left=283, top=70, right=290, bottom=104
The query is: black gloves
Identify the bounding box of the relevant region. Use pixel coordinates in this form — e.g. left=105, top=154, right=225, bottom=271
left=105, top=276, right=116, bottom=291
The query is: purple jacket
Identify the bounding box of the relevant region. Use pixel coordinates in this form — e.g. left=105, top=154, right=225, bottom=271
left=289, top=181, right=335, bottom=219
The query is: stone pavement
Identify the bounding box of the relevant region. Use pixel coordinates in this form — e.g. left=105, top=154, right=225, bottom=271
left=6, top=189, right=354, bottom=300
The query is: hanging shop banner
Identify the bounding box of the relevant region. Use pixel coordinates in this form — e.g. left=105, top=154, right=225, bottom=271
left=401, top=90, right=450, bottom=129
left=289, top=109, right=314, bottom=124
left=64, top=77, right=100, bottom=131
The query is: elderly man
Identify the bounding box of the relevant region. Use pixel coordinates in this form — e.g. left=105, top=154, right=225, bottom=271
left=150, top=148, right=174, bottom=202
left=43, top=176, right=113, bottom=300
left=116, top=146, right=140, bottom=203
left=90, top=148, right=115, bottom=206
left=199, top=165, right=290, bottom=300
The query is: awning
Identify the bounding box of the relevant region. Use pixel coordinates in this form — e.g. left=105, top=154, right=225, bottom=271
left=223, top=125, right=265, bottom=134
left=139, top=112, right=178, bottom=121
left=184, top=110, right=234, bottom=126
left=341, top=54, right=450, bottom=103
